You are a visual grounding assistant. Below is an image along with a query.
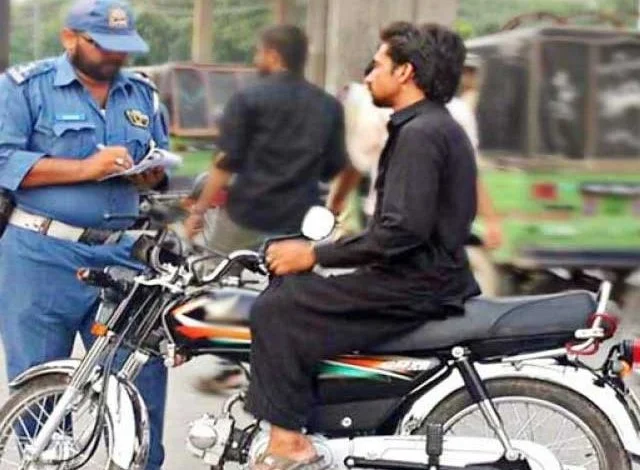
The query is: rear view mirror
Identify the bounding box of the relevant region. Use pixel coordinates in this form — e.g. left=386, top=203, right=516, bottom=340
left=301, top=206, right=335, bottom=241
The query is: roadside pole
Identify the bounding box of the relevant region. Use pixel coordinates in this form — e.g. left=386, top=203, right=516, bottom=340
left=0, top=0, right=9, bottom=73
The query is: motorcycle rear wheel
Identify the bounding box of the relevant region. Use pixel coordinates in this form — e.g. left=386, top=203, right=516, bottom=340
left=0, top=373, right=118, bottom=470
left=423, top=378, right=630, bottom=470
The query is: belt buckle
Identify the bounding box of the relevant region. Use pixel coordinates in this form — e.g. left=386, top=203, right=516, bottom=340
left=37, top=218, right=52, bottom=235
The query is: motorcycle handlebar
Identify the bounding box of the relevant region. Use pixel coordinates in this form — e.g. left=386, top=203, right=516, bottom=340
left=76, top=268, right=130, bottom=293
left=130, top=225, right=265, bottom=284
left=131, top=232, right=185, bottom=270
left=196, top=250, right=265, bottom=285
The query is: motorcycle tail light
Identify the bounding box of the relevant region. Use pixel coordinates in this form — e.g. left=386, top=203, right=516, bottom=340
left=532, top=182, right=558, bottom=201
left=620, top=339, right=640, bottom=372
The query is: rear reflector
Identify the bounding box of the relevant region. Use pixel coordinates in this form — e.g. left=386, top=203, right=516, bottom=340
left=621, top=339, right=640, bottom=369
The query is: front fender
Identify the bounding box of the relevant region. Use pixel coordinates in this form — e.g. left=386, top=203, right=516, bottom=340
left=398, top=360, right=640, bottom=457
left=9, top=359, right=85, bottom=388
left=10, top=359, right=149, bottom=470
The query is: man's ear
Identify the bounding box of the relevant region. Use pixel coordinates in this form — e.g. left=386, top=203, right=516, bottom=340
left=396, top=62, right=415, bottom=85
left=60, top=28, right=77, bottom=54
left=266, top=47, right=285, bottom=71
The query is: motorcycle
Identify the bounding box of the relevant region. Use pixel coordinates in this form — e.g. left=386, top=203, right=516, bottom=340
left=1, top=207, right=639, bottom=470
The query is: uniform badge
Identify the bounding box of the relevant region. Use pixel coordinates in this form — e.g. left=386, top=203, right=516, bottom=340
left=56, top=113, right=87, bottom=122
left=125, top=109, right=149, bottom=128
left=108, top=7, right=129, bottom=29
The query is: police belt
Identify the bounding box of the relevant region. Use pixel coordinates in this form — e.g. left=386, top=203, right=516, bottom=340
left=9, top=208, right=122, bottom=245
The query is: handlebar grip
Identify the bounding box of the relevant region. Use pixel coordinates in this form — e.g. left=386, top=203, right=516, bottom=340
left=131, top=234, right=156, bottom=265
left=76, top=268, right=128, bottom=292
left=131, top=234, right=184, bottom=268
left=158, top=248, right=184, bottom=266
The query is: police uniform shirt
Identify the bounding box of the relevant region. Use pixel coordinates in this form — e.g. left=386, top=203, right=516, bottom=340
left=0, top=54, right=169, bottom=230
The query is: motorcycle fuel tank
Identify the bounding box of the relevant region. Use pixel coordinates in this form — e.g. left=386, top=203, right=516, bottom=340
left=169, top=287, right=257, bottom=352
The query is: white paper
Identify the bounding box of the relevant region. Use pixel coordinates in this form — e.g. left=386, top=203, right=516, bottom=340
left=101, top=147, right=183, bottom=180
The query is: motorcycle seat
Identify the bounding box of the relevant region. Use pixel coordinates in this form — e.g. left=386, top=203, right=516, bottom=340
left=371, top=290, right=597, bottom=354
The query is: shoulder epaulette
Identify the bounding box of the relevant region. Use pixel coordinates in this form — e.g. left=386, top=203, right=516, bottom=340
left=128, top=71, right=158, bottom=92
left=5, top=59, right=55, bottom=85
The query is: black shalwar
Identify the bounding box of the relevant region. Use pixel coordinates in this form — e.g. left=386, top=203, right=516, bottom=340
left=245, top=99, right=481, bottom=430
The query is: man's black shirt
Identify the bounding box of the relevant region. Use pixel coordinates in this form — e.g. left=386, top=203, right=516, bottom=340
left=315, top=99, right=481, bottom=308
left=216, top=72, right=346, bottom=233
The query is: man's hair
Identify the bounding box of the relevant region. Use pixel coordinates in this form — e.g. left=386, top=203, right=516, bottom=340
left=260, top=24, right=308, bottom=76
left=380, top=21, right=466, bottom=104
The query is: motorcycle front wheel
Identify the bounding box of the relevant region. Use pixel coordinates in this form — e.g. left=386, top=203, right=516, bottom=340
left=0, top=373, right=117, bottom=470
left=423, top=378, right=630, bottom=470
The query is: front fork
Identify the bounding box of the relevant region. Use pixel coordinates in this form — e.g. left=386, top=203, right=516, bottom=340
left=22, top=335, right=149, bottom=465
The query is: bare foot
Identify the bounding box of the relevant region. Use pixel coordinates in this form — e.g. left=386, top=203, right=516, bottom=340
left=266, top=426, right=317, bottom=461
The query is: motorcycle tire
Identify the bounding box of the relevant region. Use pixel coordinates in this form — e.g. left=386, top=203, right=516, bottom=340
left=423, top=378, right=630, bottom=470
left=0, top=373, right=121, bottom=470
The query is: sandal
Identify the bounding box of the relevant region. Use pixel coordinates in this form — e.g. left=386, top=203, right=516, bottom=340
left=251, top=453, right=329, bottom=470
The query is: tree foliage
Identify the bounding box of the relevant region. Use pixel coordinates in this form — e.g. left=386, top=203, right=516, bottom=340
left=211, top=0, right=272, bottom=64
left=8, top=0, right=640, bottom=67
left=458, top=0, right=638, bottom=37
left=8, top=0, right=272, bottom=66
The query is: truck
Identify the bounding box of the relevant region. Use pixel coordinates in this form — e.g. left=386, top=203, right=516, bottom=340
left=469, top=26, right=640, bottom=303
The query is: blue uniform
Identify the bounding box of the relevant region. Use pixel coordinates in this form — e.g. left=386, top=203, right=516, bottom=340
left=0, top=54, right=169, bottom=469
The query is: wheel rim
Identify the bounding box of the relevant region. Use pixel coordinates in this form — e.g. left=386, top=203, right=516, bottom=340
left=0, top=385, right=113, bottom=469
left=442, top=396, right=606, bottom=470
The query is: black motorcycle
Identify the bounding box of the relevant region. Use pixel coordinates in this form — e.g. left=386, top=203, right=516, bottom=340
left=1, top=207, right=638, bottom=470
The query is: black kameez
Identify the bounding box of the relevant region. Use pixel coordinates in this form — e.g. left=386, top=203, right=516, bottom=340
left=246, top=100, right=481, bottom=430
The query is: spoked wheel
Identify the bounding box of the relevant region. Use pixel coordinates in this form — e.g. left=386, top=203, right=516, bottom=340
left=0, top=374, right=116, bottom=470
left=423, top=379, right=630, bottom=470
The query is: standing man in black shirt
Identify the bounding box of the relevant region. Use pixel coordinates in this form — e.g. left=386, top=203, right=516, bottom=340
left=185, top=24, right=347, bottom=249
left=247, top=22, right=480, bottom=470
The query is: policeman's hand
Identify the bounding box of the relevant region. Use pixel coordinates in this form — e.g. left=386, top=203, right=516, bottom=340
left=83, top=146, right=134, bottom=181
left=184, top=212, right=204, bottom=240
left=128, top=167, right=165, bottom=190
left=266, top=240, right=316, bottom=275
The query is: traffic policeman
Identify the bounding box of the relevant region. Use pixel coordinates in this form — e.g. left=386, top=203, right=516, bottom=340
left=0, top=1, right=168, bottom=468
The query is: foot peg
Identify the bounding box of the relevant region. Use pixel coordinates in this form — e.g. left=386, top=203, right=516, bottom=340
left=425, top=423, right=443, bottom=469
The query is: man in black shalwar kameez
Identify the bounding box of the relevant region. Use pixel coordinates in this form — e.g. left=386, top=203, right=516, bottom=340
left=247, top=22, right=481, bottom=470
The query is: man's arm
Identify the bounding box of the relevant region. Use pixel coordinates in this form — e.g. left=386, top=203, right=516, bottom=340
left=0, top=77, right=74, bottom=189
left=214, top=92, right=250, bottom=174
left=322, top=102, right=348, bottom=179
left=315, top=126, right=443, bottom=267
left=448, top=98, right=501, bottom=249
left=322, top=101, right=351, bottom=214
left=197, top=90, right=250, bottom=205
left=183, top=157, right=233, bottom=239
left=22, top=150, right=133, bottom=188
left=184, top=92, right=249, bottom=238
left=326, top=165, right=360, bottom=215
left=476, top=177, right=502, bottom=249
left=192, top=156, right=233, bottom=214
left=0, top=77, right=133, bottom=189
left=0, top=76, right=46, bottom=190
left=477, top=178, right=496, bottom=220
